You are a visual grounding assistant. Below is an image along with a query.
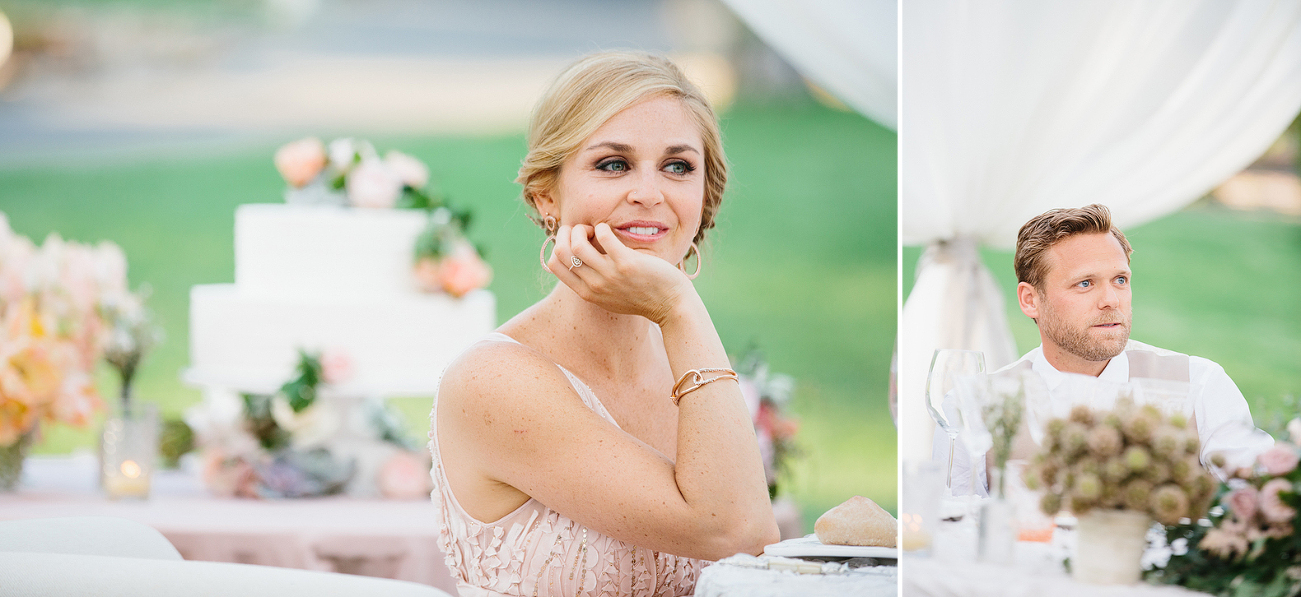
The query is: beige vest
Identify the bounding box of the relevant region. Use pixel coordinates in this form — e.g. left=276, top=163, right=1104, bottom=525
left=1004, top=346, right=1192, bottom=462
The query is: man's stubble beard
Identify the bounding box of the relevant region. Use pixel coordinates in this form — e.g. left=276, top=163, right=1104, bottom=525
left=1037, top=296, right=1131, bottom=362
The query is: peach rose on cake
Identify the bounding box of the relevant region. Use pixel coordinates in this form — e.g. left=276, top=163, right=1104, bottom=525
left=437, top=244, right=493, bottom=298
left=274, top=137, right=328, bottom=188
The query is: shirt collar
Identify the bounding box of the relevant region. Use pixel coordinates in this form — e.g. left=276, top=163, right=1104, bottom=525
left=1027, top=345, right=1130, bottom=390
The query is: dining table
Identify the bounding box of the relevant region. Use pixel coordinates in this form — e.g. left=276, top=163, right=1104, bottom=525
left=692, top=539, right=898, bottom=597
left=901, top=499, right=1210, bottom=597
left=0, top=453, right=460, bottom=595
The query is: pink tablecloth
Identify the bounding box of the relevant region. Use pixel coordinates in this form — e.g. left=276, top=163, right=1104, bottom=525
left=0, top=454, right=459, bottom=595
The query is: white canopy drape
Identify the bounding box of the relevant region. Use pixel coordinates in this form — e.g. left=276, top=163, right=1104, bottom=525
left=900, top=0, right=1301, bottom=463
left=720, top=0, right=897, bottom=129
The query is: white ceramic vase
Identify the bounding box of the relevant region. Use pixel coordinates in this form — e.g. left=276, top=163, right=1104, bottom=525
left=1073, top=509, right=1150, bottom=585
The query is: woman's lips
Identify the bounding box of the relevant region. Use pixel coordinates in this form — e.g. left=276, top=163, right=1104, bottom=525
left=614, top=222, right=668, bottom=242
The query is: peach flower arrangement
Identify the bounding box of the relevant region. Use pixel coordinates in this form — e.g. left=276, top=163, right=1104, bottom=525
left=0, top=213, right=131, bottom=449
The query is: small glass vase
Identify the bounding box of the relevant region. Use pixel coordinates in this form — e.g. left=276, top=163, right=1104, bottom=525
left=977, top=465, right=1017, bottom=564
left=101, top=402, right=158, bottom=500
left=0, top=432, right=34, bottom=491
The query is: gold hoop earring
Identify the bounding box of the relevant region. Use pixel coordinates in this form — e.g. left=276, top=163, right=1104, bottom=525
left=678, top=242, right=701, bottom=280
left=538, top=213, right=559, bottom=271
left=539, top=235, right=556, bottom=271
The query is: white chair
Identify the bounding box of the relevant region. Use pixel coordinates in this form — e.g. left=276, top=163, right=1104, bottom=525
left=0, top=516, right=454, bottom=597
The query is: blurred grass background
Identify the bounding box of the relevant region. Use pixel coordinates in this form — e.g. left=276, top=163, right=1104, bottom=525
left=0, top=100, right=897, bottom=523
left=903, top=202, right=1301, bottom=431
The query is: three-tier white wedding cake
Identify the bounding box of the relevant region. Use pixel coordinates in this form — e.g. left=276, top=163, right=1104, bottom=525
left=186, top=203, right=496, bottom=397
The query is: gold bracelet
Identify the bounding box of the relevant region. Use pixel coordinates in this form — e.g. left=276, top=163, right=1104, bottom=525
left=671, top=368, right=739, bottom=406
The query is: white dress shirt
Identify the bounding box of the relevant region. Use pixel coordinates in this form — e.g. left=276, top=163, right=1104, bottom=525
left=933, top=339, right=1274, bottom=496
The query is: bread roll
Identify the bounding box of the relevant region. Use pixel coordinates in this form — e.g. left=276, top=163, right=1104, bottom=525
left=814, top=496, right=897, bottom=547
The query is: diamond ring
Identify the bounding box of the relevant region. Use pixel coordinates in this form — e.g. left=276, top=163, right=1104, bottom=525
left=568, top=256, right=583, bottom=270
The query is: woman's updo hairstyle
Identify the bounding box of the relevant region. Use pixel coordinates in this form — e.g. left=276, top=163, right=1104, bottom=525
left=516, top=51, right=727, bottom=246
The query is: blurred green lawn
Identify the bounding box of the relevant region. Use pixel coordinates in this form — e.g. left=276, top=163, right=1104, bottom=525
left=0, top=101, right=897, bottom=524
left=903, top=203, right=1301, bottom=429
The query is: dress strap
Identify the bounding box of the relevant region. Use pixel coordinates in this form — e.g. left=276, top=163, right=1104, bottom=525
left=480, top=332, right=620, bottom=429
left=482, top=331, right=520, bottom=345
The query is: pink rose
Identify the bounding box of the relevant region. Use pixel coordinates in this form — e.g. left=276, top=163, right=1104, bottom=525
left=437, top=250, right=492, bottom=297
left=384, top=150, right=429, bottom=188
left=378, top=451, right=432, bottom=500
left=319, top=348, right=354, bottom=385
left=1259, top=478, right=1297, bottom=523
left=346, top=159, right=403, bottom=208
left=1225, top=485, right=1259, bottom=521
left=1259, top=444, right=1300, bottom=476
left=274, top=137, right=328, bottom=188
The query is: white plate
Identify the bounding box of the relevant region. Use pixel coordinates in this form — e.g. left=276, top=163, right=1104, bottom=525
left=762, top=535, right=898, bottom=559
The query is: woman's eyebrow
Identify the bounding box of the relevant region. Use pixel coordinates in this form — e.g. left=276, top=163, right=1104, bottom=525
left=665, top=144, right=700, bottom=156
left=584, top=141, right=633, bottom=152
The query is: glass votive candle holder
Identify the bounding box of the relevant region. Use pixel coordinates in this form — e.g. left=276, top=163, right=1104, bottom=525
left=902, top=460, right=944, bottom=553
left=1005, top=459, right=1055, bottom=542
left=102, top=403, right=158, bottom=500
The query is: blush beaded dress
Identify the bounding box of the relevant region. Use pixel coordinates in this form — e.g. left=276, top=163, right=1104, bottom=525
left=428, top=333, right=706, bottom=597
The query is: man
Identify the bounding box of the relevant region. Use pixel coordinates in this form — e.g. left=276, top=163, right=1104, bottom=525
left=938, top=204, right=1272, bottom=495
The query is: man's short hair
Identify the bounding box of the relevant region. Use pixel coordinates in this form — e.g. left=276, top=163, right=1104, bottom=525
left=1014, top=204, right=1134, bottom=290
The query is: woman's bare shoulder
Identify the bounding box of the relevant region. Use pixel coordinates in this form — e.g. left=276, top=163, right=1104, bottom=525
left=437, top=335, right=574, bottom=417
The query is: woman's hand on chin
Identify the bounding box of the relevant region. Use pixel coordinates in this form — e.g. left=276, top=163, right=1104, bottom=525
left=546, top=223, right=694, bottom=324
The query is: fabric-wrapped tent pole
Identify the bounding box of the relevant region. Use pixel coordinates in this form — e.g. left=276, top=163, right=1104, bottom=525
left=719, top=0, right=897, bottom=130
left=900, top=0, right=1301, bottom=464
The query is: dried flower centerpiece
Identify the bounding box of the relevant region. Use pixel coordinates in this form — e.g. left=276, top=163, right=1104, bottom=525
left=273, top=137, right=492, bottom=297
left=1024, top=399, right=1216, bottom=584
left=963, top=374, right=1024, bottom=497
left=1148, top=425, right=1301, bottom=597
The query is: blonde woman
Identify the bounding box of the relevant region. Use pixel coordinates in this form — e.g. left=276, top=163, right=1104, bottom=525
left=429, top=51, right=779, bottom=597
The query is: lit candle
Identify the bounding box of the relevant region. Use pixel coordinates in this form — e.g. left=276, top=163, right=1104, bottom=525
left=901, top=512, right=931, bottom=551
left=105, top=459, right=151, bottom=499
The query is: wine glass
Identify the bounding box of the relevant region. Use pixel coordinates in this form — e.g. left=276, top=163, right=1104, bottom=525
left=1021, top=371, right=1053, bottom=446
left=926, top=349, right=986, bottom=489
